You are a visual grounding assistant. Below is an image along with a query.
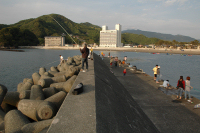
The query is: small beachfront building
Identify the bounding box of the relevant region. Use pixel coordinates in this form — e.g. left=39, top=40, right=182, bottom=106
left=44, top=36, right=65, bottom=47
left=99, top=24, right=123, bottom=47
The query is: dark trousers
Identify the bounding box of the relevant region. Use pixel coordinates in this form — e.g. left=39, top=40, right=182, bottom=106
left=82, top=58, right=88, bottom=69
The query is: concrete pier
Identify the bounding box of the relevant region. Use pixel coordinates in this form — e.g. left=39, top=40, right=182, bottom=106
left=101, top=55, right=200, bottom=133
left=47, top=57, right=96, bottom=133
left=47, top=54, right=159, bottom=133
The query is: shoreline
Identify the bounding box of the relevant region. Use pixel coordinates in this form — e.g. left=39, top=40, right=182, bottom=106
left=20, top=46, right=200, bottom=55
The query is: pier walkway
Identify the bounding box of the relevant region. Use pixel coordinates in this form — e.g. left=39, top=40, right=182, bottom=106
left=47, top=53, right=200, bottom=133
left=102, top=55, right=200, bottom=133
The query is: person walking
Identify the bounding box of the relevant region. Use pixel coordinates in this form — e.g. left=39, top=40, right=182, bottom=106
left=177, top=76, right=185, bottom=99
left=80, top=44, right=89, bottom=72
left=185, top=76, right=193, bottom=102
left=152, top=65, right=158, bottom=83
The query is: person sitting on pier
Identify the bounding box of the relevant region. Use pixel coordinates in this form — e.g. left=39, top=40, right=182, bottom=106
left=177, top=76, right=185, bottom=99
left=80, top=44, right=89, bottom=72
left=163, top=80, right=170, bottom=89
left=118, top=60, right=122, bottom=67
left=122, top=60, right=126, bottom=66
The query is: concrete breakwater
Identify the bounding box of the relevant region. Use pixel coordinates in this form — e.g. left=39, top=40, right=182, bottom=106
left=0, top=55, right=82, bottom=133
left=102, top=56, right=200, bottom=132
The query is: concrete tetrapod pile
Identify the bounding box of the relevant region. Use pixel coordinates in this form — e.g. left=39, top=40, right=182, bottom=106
left=0, top=55, right=82, bottom=133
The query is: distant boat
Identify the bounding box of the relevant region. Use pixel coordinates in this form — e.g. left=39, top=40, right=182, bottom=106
left=188, top=55, right=192, bottom=56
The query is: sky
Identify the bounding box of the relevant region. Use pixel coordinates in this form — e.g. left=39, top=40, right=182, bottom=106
left=0, top=0, right=200, bottom=39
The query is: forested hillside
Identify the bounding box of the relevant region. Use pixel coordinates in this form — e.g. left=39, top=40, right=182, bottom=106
left=122, top=33, right=159, bottom=45
left=0, top=14, right=101, bottom=47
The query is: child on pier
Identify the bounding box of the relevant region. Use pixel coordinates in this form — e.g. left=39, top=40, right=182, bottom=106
left=123, top=69, right=127, bottom=76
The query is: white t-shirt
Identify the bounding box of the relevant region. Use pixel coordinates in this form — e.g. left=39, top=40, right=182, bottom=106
left=163, top=80, right=169, bottom=87
left=60, top=56, right=63, bottom=60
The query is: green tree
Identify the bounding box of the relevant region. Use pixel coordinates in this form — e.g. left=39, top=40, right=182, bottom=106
left=0, top=27, right=39, bottom=47
left=190, top=40, right=199, bottom=45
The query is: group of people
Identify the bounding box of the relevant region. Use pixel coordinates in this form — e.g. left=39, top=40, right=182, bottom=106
left=109, top=56, right=127, bottom=76
left=177, top=76, right=193, bottom=102
left=153, top=64, right=193, bottom=102
left=110, top=57, right=127, bottom=68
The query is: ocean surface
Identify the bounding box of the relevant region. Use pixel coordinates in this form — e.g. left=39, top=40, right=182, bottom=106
left=1, top=49, right=200, bottom=99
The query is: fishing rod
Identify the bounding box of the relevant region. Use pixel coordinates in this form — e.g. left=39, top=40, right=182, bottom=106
left=49, top=15, right=78, bottom=44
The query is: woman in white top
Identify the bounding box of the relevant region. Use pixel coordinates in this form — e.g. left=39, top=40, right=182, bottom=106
left=185, top=76, right=193, bottom=101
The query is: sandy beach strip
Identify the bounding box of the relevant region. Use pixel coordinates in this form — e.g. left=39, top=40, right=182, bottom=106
left=23, top=46, right=200, bottom=55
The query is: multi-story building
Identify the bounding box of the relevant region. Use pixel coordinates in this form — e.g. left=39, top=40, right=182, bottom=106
left=44, top=36, right=65, bottom=47
left=99, top=24, right=123, bottom=47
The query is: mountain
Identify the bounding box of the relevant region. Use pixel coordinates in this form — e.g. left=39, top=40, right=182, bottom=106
left=0, top=14, right=101, bottom=45
left=122, top=33, right=159, bottom=45
left=122, top=29, right=196, bottom=42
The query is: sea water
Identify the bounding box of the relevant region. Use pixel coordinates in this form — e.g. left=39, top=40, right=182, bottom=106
left=0, top=49, right=80, bottom=91
left=0, top=49, right=200, bottom=99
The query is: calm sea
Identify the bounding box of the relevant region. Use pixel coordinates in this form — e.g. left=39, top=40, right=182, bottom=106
left=1, top=49, right=200, bottom=99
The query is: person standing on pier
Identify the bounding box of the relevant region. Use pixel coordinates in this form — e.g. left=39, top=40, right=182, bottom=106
left=80, top=44, right=89, bottom=72
left=153, top=65, right=159, bottom=83
left=110, top=57, right=113, bottom=68
left=123, top=69, right=127, bottom=76
left=185, top=76, right=193, bottom=102
left=177, top=76, right=185, bottom=99
left=157, top=66, right=161, bottom=82
left=59, top=55, right=63, bottom=64
left=90, top=47, right=93, bottom=55
left=114, top=57, right=118, bottom=67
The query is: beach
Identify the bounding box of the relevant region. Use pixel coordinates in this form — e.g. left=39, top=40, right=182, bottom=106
left=33, top=46, right=200, bottom=55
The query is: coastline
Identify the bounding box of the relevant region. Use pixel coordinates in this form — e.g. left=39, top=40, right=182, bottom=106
left=20, top=46, right=200, bottom=55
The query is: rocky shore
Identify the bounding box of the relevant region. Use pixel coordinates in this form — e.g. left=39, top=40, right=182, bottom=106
left=0, top=55, right=82, bottom=133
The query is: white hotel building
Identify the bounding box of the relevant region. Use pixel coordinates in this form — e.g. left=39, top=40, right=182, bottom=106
left=99, top=24, right=123, bottom=47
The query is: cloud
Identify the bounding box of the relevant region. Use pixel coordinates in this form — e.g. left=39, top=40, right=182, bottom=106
left=0, top=0, right=199, bottom=39
left=164, top=0, right=188, bottom=6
